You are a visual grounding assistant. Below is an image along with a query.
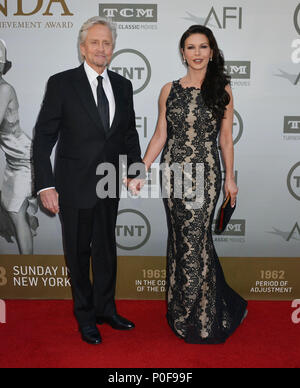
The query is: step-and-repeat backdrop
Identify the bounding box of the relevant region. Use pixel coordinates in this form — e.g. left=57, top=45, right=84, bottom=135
left=0, top=0, right=300, bottom=301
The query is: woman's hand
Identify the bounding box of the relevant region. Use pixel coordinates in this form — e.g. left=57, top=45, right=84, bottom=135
left=224, top=178, right=238, bottom=208
left=123, top=178, right=145, bottom=196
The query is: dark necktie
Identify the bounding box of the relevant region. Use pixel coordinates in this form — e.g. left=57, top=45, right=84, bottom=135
left=97, top=75, right=110, bottom=132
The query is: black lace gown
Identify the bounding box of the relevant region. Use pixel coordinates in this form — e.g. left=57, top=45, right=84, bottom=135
left=161, top=81, right=247, bottom=344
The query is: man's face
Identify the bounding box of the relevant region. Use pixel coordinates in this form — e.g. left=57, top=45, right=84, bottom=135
left=80, top=24, right=114, bottom=73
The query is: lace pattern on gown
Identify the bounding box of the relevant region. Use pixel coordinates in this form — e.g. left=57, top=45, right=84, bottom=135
left=161, top=81, right=247, bottom=344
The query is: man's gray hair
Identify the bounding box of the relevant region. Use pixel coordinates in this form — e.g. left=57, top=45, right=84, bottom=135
left=79, top=16, right=117, bottom=47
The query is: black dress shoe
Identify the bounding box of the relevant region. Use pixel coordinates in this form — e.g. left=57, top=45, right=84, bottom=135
left=80, top=325, right=102, bottom=345
left=96, top=314, right=135, bottom=330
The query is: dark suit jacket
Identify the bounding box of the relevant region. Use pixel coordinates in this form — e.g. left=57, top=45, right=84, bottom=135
left=33, top=64, right=144, bottom=208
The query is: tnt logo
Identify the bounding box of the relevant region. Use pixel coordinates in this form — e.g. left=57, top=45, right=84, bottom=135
left=295, top=4, right=300, bottom=35
left=233, top=110, right=244, bottom=145
left=291, top=300, right=300, bottom=324
left=290, top=4, right=300, bottom=80
left=0, top=299, right=6, bottom=324
left=287, top=162, right=300, bottom=201
left=110, top=49, right=151, bottom=95
left=116, top=209, right=151, bottom=250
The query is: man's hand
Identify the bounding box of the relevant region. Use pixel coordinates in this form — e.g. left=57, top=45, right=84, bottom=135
left=123, top=178, right=145, bottom=196
left=39, top=189, right=60, bottom=214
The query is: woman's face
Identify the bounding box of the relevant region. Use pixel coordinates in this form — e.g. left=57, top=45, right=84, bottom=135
left=182, top=33, right=213, bottom=71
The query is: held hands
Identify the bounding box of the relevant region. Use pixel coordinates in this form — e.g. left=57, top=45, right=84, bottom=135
left=39, top=189, right=60, bottom=215
left=225, top=178, right=238, bottom=208
left=123, top=178, right=145, bottom=196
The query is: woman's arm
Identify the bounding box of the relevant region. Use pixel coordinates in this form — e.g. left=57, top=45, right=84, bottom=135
left=219, top=84, right=238, bottom=207
left=127, top=83, right=171, bottom=196
left=142, top=82, right=172, bottom=171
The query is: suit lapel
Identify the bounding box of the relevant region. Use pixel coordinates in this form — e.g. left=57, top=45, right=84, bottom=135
left=72, top=65, right=106, bottom=135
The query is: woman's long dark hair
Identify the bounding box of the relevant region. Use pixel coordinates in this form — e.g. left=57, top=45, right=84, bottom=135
left=180, top=25, right=231, bottom=120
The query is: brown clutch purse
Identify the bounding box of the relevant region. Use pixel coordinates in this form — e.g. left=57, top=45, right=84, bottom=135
left=215, top=195, right=236, bottom=234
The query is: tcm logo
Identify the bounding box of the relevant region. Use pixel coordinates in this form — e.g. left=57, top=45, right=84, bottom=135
left=225, top=61, right=251, bottom=79
left=213, top=220, right=246, bottom=236
left=0, top=0, right=73, bottom=16
left=284, top=117, right=300, bottom=134
left=0, top=300, right=6, bottom=324
left=116, top=209, right=151, bottom=250
left=110, top=49, right=151, bottom=94
left=287, top=162, right=300, bottom=201
left=184, top=6, right=242, bottom=29
left=292, top=300, right=300, bottom=324
left=99, top=3, right=157, bottom=23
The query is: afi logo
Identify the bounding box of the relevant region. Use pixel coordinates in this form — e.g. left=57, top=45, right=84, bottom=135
left=0, top=0, right=73, bottom=16
left=136, top=116, right=148, bottom=138
left=287, top=223, right=300, bottom=241
left=0, top=300, right=6, bottom=324
left=206, top=7, right=242, bottom=29
left=291, top=300, right=300, bottom=324
left=184, top=7, right=242, bottom=29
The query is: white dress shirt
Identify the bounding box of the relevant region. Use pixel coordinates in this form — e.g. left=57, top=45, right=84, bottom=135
left=84, top=61, right=116, bottom=128
left=38, top=62, right=116, bottom=195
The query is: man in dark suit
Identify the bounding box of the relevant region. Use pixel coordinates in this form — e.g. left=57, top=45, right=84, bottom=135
left=33, top=17, right=145, bottom=345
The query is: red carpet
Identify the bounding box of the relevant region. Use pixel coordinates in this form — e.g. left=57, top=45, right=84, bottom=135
left=0, top=300, right=299, bottom=368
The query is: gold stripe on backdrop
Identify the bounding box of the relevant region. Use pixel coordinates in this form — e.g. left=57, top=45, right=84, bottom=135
left=0, top=256, right=299, bottom=300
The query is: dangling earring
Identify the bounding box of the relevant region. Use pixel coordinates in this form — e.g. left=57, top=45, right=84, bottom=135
left=210, top=57, right=213, bottom=62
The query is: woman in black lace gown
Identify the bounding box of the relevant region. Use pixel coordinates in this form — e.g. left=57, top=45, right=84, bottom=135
left=142, top=25, right=248, bottom=344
